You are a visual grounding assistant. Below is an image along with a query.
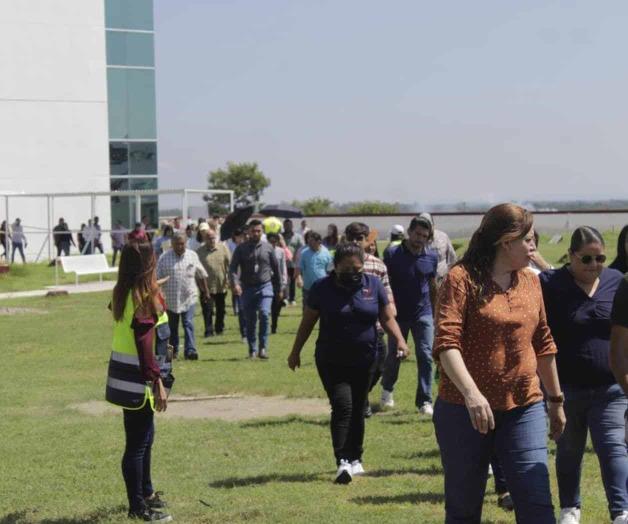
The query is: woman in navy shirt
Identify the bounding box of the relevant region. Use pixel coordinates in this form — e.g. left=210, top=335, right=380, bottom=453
left=288, top=243, right=409, bottom=484
left=540, top=226, right=628, bottom=524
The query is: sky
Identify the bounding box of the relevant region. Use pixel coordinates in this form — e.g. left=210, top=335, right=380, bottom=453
left=154, top=1, right=628, bottom=207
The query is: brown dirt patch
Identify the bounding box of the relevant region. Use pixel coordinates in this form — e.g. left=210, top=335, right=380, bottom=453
left=71, top=394, right=330, bottom=421
left=0, top=307, right=47, bottom=316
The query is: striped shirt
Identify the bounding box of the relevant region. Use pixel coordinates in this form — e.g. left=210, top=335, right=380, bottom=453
left=156, top=249, right=208, bottom=313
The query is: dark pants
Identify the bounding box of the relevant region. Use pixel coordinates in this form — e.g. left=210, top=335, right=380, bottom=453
left=491, top=454, right=508, bottom=495
left=56, top=241, right=70, bottom=257
left=316, top=358, right=377, bottom=465
left=433, top=398, right=555, bottom=524
left=287, top=266, right=296, bottom=302
left=167, top=306, right=196, bottom=357
left=271, top=296, right=284, bottom=333
left=232, top=293, right=246, bottom=338
left=556, top=383, right=628, bottom=519
left=94, top=240, right=104, bottom=254
left=201, top=293, right=227, bottom=335
left=112, top=247, right=122, bottom=266
left=122, top=404, right=154, bottom=512
left=368, top=332, right=388, bottom=394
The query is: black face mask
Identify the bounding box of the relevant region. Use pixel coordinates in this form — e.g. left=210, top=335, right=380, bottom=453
left=337, top=271, right=363, bottom=288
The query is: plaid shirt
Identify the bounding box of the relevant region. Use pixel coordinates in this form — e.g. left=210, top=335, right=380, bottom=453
left=157, top=249, right=208, bottom=313
left=364, top=253, right=394, bottom=332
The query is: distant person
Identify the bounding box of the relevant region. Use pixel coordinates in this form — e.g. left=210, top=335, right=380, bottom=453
left=10, top=218, right=27, bottom=263
left=610, top=225, right=628, bottom=274
left=288, top=243, right=409, bottom=483
left=226, top=227, right=247, bottom=341
left=111, top=220, right=127, bottom=266
left=0, top=220, right=7, bottom=259
left=196, top=227, right=231, bottom=337
left=153, top=225, right=174, bottom=257
left=128, top=222, right=147, bottom=242
left=296, top=231, right=333, bottom=308
left=93, top=216, right=104, bottom=254
left=283, top=219, right=304, bottom=306
left=382, top=215, right=438, bottom=415
left=157, top=233, right=209, bottom=360
left=172, top=217, right=182, bottom=234
left=105, top=239, right=172, bottom=523
left=82, top=218, right=96, bottom=254
left=185, top=223, right=201, bottom=251
left=528, top=231, right=553, bottom=274
left=267, top=233, right=288, bottom=334
left=141, top=215, right=153, bottom=242
left=323, top=224, right=339, bottom=254
left=53, top=217, right=75, bottom=257
left=78, top=223, right=86, bottom=254
left=540, top=227, right=628, bottom=524
left=299, top=219, right=310, bottom=237
left=383, top=224, right=405, bottom=260
left=419, top=212, right=457, bottom=283
left=229, top=219, right=282, bottom=359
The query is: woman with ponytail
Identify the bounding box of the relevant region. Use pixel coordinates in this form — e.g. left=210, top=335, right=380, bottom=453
left=432, top=203, right=565, bottom=524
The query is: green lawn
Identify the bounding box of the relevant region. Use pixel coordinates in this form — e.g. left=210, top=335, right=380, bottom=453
left=0, top=290, right=613, bottom=523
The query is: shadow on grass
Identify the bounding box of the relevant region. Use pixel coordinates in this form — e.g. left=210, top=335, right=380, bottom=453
left=200, top=357, right=243, bottom=362
left=209, top=472, right=324, bottom=489
left=202, top=339, right=233, bottom=346
left=351, top=491, right=444, bottom=505
left=240, top=415, right=328, bottom=428
left=366, top=465, right=442, bottom=478
left=393, top=449, right=441, bottom=460
left=1, top=505, right=126, bottom=524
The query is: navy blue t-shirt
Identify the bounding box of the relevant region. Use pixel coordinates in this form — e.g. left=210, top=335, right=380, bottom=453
left=307, top=273, right=389, bottom=366
left=384, top=242, right=438, bottom=321
left=540, top=266, right=624, bottom=387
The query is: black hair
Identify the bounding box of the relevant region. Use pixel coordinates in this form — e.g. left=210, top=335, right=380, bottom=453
left=249, top=219, right=262, bottom=228
left=267, top=233, right=280, bottom=242
left=569, top=226, right=604, bottom=253
left=345, top=222, right=369, bottom=239
left=610, top=225, right=628, bottom=273
left=307, top=231, right=322, bottom=242
left=408, top=216, right=434, bottom=240
left=333, top=242, right=365, bottom=266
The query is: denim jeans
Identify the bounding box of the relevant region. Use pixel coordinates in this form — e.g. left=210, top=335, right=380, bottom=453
left=433, top=398, right=555, bottom=524
left=241, top=282, right=273, bottom=354
left=11, top=242, right=25, bottom=263
left=556, top=383, right=628, bottom=519
left=122, top=404, right=154, bottom=512
left=232, top=293, right=246, bottom=338
left=167, top=306, right=196, bottom=357
left=382, top=315, right=434, bottom=406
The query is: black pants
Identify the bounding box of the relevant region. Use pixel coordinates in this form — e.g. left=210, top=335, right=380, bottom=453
left=271, top=296, right=284, bottom=333
left=56, top=242, right=70, bottom=257
left=201, top=293, right=226, bottom=335
left=122, top=404, right=154, bottom=512
left=368, top=332, right=388, bottom=394
left=112, top=247, right=122, bottom=266
left=316, top=358, right=377, bottom=465
left=287, top=267, right=296, bottom=302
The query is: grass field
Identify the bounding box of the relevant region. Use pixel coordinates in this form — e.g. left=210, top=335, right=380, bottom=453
left=0, top=280, right=616, bottom=523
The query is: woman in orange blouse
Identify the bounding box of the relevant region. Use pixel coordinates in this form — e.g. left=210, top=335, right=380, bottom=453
left=433, top=203, right=566, bottom=524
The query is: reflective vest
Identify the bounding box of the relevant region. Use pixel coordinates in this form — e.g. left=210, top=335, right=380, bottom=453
left=105, top=293, right=167, bottom=410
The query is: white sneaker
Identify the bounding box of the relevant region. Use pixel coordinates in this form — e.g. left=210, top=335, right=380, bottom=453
left=488, top=464, right=493, bottom=476
left=334, top=459, right=352, bottom=484
left=351, top=460, right=365, bottom=476
left=380, top=389, right=394, bottom=409
left=558, top=507, right=580, bottom=524
left=613, top=511, right=628, bottom=524
left=418, top=402, right=434, bottom=416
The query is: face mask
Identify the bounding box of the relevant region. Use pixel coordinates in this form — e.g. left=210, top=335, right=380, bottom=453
left=337, top=271, right=363, bottom=288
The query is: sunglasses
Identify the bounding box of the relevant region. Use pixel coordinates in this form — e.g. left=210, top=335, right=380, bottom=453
left=573, top=253, right=606, bottom=264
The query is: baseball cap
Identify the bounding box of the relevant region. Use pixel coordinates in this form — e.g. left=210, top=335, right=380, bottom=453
left=419, top=212, right=434, bottom=225
left=198, top=222, right=210, bottom=232
left=390, top=224, right=405, bottom=236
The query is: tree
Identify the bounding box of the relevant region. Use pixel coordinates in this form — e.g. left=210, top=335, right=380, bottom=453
left=291, top=197, right=335, bottom=215
left=345, top=201, right=401, bottom=214
left=205, top=162, right=271, bottom=214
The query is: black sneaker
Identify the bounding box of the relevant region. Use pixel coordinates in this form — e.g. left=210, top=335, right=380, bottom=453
left=145, top=491, right=167, bottom=509
left=364, top=403, right=373, bottom=418
left=128, top=508, right=173, bottom=522
left=184, top=352, right=198, bottom=361
left=497, top=493, right=514, bottom=511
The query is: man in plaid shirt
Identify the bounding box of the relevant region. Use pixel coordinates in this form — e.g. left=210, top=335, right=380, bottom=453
left=157, top=233, right=209, bottom=360
left=344, top=222, right=397, bottom=417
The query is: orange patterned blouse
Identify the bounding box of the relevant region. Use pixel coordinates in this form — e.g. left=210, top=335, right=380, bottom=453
left=433, top=265, right=557, bottom=411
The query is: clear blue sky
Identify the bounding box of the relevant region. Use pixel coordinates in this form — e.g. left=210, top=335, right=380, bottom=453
left=155, top=1, right=628, bottom=206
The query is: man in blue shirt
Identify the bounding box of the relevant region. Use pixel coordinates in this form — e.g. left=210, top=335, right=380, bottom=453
left=296, top=231, right=332, bottom=308
left=382, top=215, right=438, bottom=415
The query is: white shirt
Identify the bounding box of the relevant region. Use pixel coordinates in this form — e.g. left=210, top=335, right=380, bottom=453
left=157, top=249, right=208, bottom=313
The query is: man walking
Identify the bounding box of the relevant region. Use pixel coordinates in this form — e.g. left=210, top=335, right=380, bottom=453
left=157, top=233, right=209, bottom=360
left=296, top=231, right=332, bottom=307
left=282, top=219, right=304, bottom=306
left=196, top=225, right=231, bottom=337
left=93, top=216, right=104, bottom=254
left=229, top=220, right=281, bottom=359
left=382, top=216, right=438, bottom=415
left=419, top=212, right=457, bottom=283
left=53, top=217, right=75, bottom=257
left=110, top=220, right=127, bottom=266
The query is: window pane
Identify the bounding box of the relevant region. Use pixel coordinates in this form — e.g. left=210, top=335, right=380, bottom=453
left=107, top=69, right=156, bottom=139
left=109, top=142, right=129, bottom=175
left=106, top=31, right=154, bottom=67
left=105, top=0, right=154, bottom=31
left=130, top=178, right=158, bottom=190
left=129, top=142, right=157, bottom=174
left=110, top=195, right=133, bottom=229
left=140, top=195, right=159, bottom=228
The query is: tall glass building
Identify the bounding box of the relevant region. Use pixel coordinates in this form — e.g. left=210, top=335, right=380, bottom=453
left=105, top=0, right=159, bottom=227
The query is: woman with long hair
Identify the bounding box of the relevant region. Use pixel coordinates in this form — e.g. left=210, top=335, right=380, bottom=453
left=323, top=223, right=339, bottom=252
left=106, top=240, right=172, bottom=522
left=433, top=203, right=565, bottom=523
left=540, top=227, right=628, bottom=524
left=609, top=225, right=628, bottom=274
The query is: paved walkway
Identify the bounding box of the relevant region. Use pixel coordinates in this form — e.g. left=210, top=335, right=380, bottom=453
left=0, top=281, right=115, bottom=301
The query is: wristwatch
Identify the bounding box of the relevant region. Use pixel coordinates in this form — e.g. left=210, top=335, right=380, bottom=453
left=547, top=393, right=565, bottom=404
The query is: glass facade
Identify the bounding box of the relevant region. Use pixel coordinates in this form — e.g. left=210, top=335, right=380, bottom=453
left=105, top=0, right=158, bottom=228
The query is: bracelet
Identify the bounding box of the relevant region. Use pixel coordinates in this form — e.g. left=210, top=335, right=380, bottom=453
left=547, top=393, right=564, bottom=404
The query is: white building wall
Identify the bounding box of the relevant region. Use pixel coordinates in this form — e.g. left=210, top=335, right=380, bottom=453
left=0, top=0, right=110, bottom=260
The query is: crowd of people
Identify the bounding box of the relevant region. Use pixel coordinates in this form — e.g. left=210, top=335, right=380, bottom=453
left=100, top=208, right=628, bottom=523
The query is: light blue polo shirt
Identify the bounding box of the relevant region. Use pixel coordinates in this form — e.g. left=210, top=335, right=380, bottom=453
left=299, top=246, right=333, bottom=290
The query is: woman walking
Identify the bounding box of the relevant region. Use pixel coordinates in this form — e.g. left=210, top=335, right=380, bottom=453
left=106, top=240, right=172, bottom=522
left=540, top=227, right=628, bottom=524
left=433, top=203, right=565, bottom=524
left=288, top=243, right=409, bottom=483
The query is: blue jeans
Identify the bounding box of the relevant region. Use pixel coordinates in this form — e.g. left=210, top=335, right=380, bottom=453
left=11, top=242, right=25, bottom=263
left=382, top=315, right=434, bottom=406
left=242, top=282, right=273, bottom=354
left=433, top=399, right=555, bottom=524
left=122, top=403, right=154, bottom=512
left=167, top=306, right=196, bottom=357
left=556, top=383, right=628, bottom=519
